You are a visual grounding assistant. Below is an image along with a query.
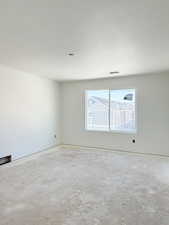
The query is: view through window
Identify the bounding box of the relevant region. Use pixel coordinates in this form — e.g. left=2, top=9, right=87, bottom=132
left=86, top=90, right=109, bottom=131
left=86, top=89, right=136, bottom=133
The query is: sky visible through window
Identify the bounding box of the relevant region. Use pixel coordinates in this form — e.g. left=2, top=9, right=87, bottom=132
left=111, top=89, right=135, bottom=102
left=88, top=89, right=135, bottom=102
left=87, top=90, right=108, bottom=99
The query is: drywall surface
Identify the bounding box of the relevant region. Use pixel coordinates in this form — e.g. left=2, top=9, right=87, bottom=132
left=0, top=65, right=60, bottom=160
left=61, top=73, right=169, bottom=156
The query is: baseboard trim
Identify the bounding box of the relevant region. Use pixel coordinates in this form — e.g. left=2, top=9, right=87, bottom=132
left=12, top=144, right=62, bottom=162
left=60, top=144, right=169, bottom=159
left=5, top=143, right=169, bottom=166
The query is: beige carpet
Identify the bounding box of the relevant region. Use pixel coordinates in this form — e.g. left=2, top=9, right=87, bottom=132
left=1, top=146, right=169, bottom=225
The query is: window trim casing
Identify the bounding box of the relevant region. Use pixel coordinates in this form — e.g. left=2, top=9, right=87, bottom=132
left=85, top=88, right=138, bottom=134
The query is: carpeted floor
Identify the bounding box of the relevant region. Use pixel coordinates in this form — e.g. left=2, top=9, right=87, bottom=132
left=1, top=146, right=169, bottom=225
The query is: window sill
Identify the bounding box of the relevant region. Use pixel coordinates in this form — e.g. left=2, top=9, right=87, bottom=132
left=85, top=128, right=137, bottom=135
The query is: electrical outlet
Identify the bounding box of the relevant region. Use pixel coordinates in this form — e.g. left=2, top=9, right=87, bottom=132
left=132, top=139, right=136, bottom=143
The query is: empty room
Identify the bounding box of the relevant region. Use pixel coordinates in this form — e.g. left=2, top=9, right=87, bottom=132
left=0, top=0, right=169, bottom=224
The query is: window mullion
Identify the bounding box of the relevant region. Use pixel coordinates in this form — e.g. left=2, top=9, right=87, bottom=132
left=108, top=89, right=111, bottom=131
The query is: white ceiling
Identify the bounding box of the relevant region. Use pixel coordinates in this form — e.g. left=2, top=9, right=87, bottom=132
left=0, top=0, right=169, bottom=81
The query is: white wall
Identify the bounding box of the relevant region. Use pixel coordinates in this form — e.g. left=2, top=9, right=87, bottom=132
left=61, top=73, right=169, bottom=156
left=0, top=65, right=60, bottom=160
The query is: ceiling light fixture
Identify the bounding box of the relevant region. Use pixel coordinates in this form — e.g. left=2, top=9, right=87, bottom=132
left=68, top=53, right=75, bottom=56
left=109, top=71, right=119, bottom=75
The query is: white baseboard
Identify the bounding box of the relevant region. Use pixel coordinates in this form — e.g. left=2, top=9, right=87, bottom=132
left=8, top=143, right=169, bottom=166
left=12, top=144, right=62, bottom=162
left=60, top=144, right=169, bottom=158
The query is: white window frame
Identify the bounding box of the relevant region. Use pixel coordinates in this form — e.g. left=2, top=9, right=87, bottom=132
left=85, top=89, right=137, bottom=134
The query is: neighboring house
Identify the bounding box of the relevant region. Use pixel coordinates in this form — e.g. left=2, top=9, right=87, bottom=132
left=88, top=96, right=135, bottom=130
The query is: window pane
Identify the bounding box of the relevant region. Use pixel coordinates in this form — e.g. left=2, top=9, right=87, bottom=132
left=86, top=90, right=109, bottom=131
left=110, top=89, right=136, bottom=132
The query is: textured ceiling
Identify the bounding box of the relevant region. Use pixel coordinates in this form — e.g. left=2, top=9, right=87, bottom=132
left=0, top=0, right=169, bottom=80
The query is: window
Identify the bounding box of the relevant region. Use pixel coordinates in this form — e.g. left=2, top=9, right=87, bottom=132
left=85, top=89, right=136, bottom=133
left=86, top=90, right=109, bottom=131
left=110, top=89, right=136, bottom=132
